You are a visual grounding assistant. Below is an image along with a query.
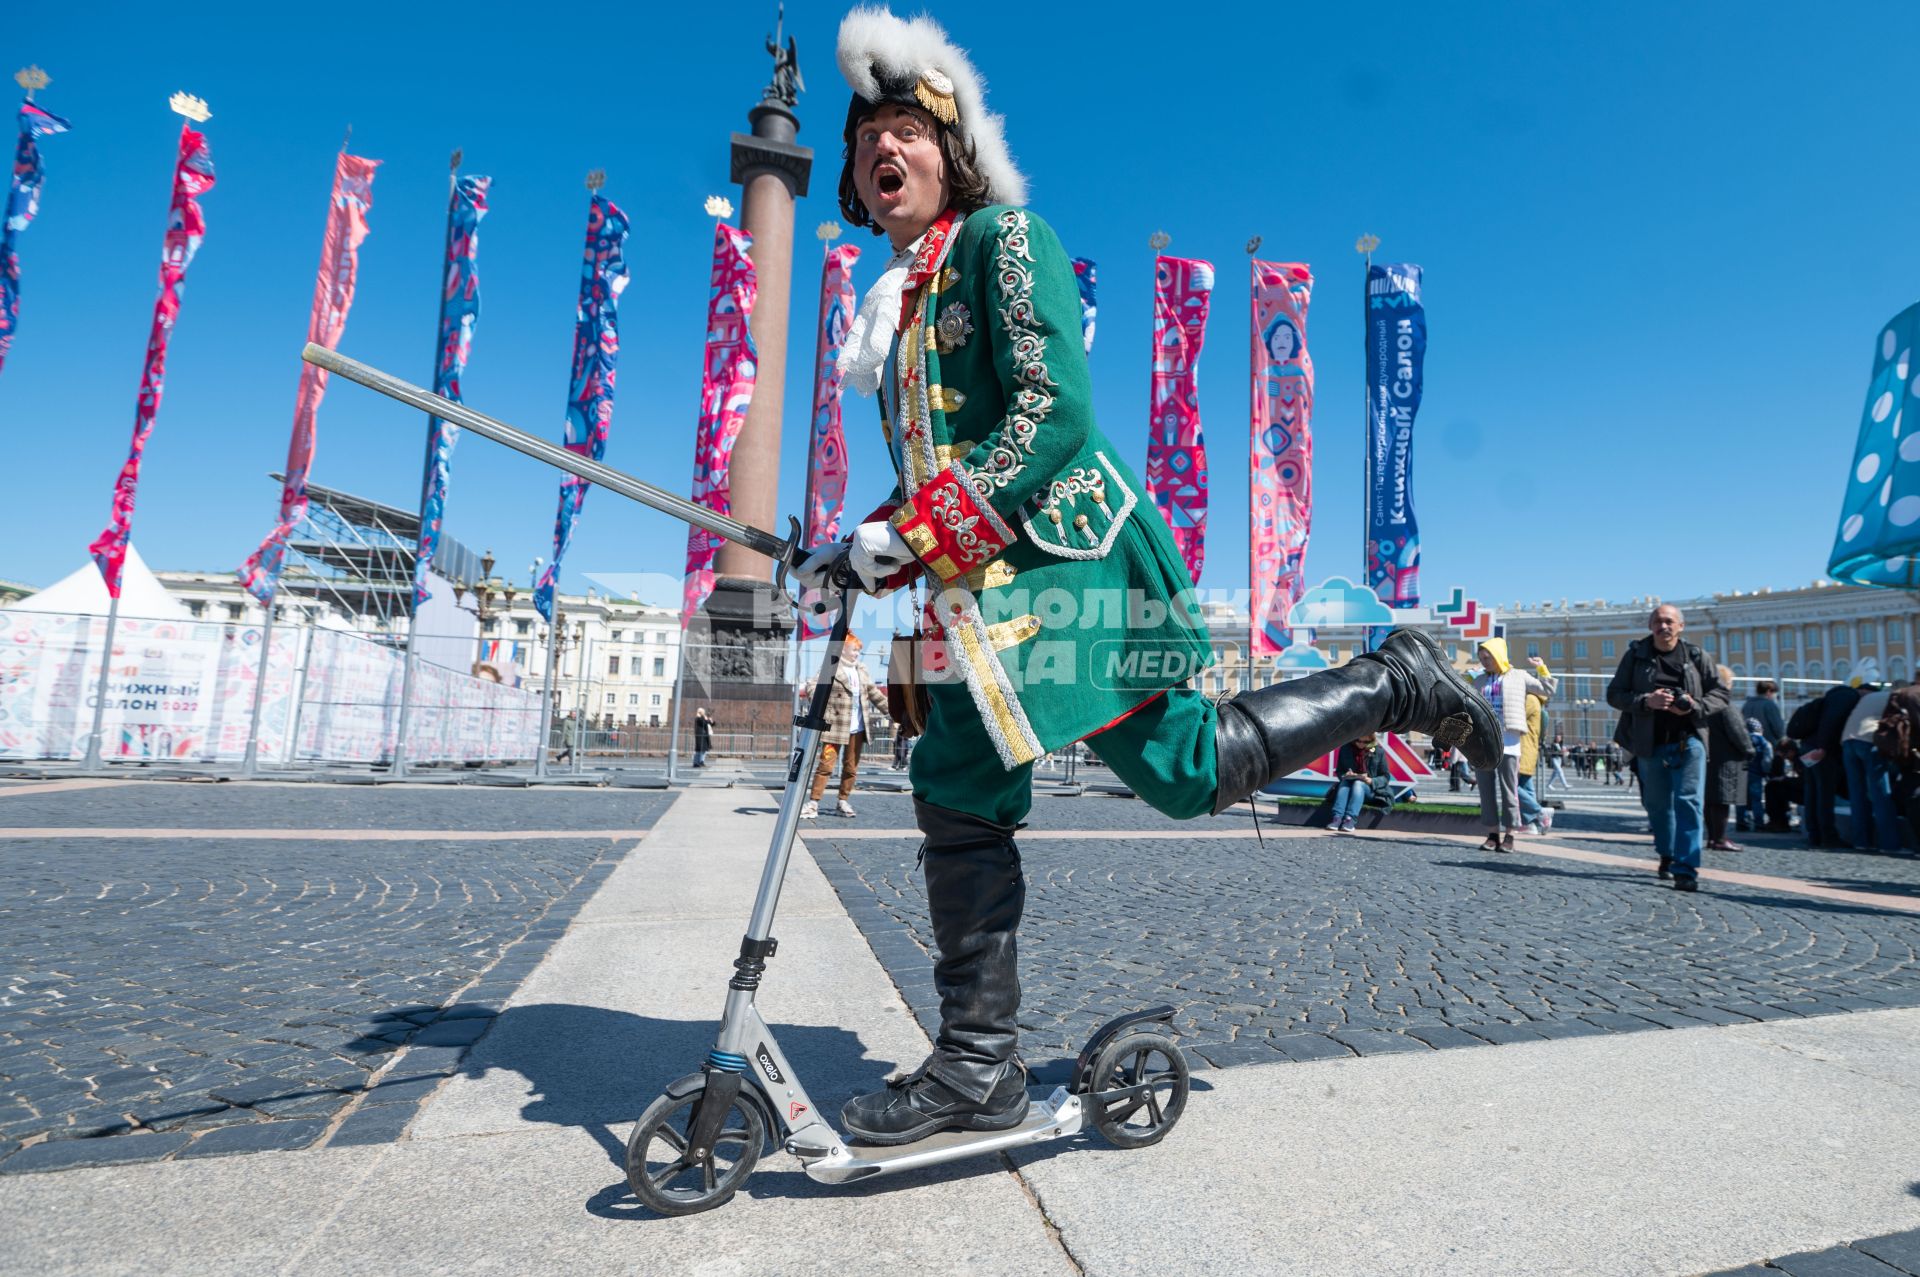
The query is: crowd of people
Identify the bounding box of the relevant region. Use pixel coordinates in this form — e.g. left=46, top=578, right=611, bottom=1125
left=1351, top=607, right=1918, bottom=886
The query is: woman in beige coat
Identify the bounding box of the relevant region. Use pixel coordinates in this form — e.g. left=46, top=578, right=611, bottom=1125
left=803, top=633, right=890, bottom=819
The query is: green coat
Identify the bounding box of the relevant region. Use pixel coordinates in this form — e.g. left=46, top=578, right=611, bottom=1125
left=874, top=205, right=1212, bottom=769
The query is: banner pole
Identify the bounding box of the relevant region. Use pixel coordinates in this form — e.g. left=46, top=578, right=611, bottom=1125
left=667, top=625, right=690, bottom=782
left=240, top=593, right=277, bottom=779
left=1356, top=234, right=1380, bottom=653
left=394, top=154, right=462, bottom=785
left=80, top=589, right=122, bottom=771
left=534, top=617, right=559, bottom=778
left=571, top=633, right=591, bottom=774
left=284, top=619, right=313, bottom=766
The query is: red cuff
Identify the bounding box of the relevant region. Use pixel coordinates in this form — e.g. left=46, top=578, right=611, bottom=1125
left=889, top=463, right=1015, bottom=585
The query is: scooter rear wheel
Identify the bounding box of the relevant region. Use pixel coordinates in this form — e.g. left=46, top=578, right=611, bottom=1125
left=626, top=1079, right=765, bottom=1216
left=1087, top=1029, right=1189, bottom=1149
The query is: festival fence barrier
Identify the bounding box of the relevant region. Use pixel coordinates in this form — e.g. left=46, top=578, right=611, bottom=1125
left=1364, top=261, right=1425, bottom=608
left=1146, top=254, right=1214, bottom=584
left=0, top=610, right=538, bottom=766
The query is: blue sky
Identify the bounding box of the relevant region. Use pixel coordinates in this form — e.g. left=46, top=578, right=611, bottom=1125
left=4, top=2, right=1917, bottom=617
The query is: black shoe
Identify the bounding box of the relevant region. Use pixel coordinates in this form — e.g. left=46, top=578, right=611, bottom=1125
left=1499, top=833, right=1515, bottom=853
left=1673, top=876, right=1699, bottom=893
left=1479, top=833, right=1500, bottom=851
left=841, top=1057, right=1030, bottom=1146
left=1210, top=626, right=1500, bottom=813
left=1657, top=856, right=1673, bottom=881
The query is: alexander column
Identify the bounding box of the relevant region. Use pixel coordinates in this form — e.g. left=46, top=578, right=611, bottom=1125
left=687, top=13, right=813, bottom=726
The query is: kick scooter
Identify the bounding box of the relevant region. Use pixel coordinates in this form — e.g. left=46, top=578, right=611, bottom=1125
left=301, top=344, right=1194, bottom=1218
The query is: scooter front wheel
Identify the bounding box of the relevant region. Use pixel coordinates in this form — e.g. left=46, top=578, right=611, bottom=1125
left=1087, top=1029, right=1189, bottom=1149
left=626, top=1078, right=765, bottom=1216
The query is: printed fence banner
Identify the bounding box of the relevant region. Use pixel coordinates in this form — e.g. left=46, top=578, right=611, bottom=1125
left=87, top=121, right=215, bottom=598
left=0, top=98, right=72, bottom=375
left=1072, top=256, right=1097, bottom=354
left=0, top=611, right=300, bottom=763
left=1365, top=261, right=1425, bottom=607
left=799, top=241, right=860, bottom=637
left=1249, top=259, right=1315, bottom=656
left=533, top=193, right=631, bottom=622
left=1146, top=254, right=1214, bottom=583
left=0, top=609, right=537, bottom=764
left=414, top=173, right=491, bottom=607
left=237, top=152, right=380, bottom=602
left=681, top=221, right=759, bottom=624
left=1831, top=301, right=1920, bottom=588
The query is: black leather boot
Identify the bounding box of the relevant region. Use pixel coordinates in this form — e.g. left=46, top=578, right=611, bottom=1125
left=1212, top=627, right=1502, bottom=814
left=841, top=800, right=1031, bottom=1145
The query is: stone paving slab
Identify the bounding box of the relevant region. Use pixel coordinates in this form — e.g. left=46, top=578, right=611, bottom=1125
left=0, top=780, right=673, bottom=1167
left=0, top=782, right=672, bottom=830
left=1009, top=1007, right=1920, bottom=1277
left=802, top=794, right=1920, bottom=1067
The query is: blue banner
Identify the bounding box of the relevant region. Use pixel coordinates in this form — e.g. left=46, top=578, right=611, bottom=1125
left=0, top=99, right=72, bottom=376
left=1829, top=300, right=1920, bottom=589
left=1364, top=262, right=1424, bottom=607
left=413, top=173, right=490, bottom=608
left=534, top=193, right=630, bottom=623
left=1072, top=256, right=1097, bottom=353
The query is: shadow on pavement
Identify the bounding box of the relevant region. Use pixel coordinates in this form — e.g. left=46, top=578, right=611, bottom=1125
left=418, top=1001, right=1164, bottom=1221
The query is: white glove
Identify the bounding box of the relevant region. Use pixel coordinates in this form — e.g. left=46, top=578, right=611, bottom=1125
left=793, top=542, right=849, bottom=593
left=848, top=520, right=914, bottom=592
left=792, top=521, right=915, bottom=597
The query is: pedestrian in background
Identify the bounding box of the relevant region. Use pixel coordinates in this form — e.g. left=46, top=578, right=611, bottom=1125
left=1738, top=717, right=1774, bottom=834
left=1546, top=735, right=1572, bottom=792
left=801, top=634, right=890, bottom=819
left=1798, top=679, right=1862, bottom=848
left=1839, top=673, right=1901, bottom=852
left=1606, top=603, right=1727, bottom=892
left=1705, top=664, right=1755, bottom=851
left=1516, top=678, right=1555, bottom=833
left=1473, top=638, right=1558, bottom=852
left=1327, top=734, right=1391, bottom=833
left=691, top=707, right=712, bottom=768
left=1743, top=679, right=1787, bottom=748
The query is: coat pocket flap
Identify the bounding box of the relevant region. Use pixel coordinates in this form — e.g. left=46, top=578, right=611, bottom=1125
left=1019, top=451, right=1137, bottom=560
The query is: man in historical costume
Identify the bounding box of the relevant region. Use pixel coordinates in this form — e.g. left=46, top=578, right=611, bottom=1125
left=795, top=6, right=1501, bottom=1146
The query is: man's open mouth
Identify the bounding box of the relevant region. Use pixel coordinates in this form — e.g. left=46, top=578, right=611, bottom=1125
left=873, top=166, right=905, bottom=197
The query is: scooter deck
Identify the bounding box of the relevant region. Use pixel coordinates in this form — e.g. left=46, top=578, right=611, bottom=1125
left=800, top=1088, right=1085, bottom=1184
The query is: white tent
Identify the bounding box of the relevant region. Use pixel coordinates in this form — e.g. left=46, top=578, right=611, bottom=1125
left=9, top=546, right=190, bottom=620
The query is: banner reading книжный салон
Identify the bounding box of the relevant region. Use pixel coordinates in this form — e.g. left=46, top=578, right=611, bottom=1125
left=1365, top=262, right=1425, bottom=608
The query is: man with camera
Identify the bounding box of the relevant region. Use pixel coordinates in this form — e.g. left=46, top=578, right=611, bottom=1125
left=1606, top=603, right=1730, bottom=892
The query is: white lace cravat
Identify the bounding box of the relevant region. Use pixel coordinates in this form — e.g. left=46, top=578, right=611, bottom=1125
left=837, top=232, right=926, bottom=398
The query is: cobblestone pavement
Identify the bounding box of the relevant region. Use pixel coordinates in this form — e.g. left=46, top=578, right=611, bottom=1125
left=0, top=783, right=670, bottom=1172
left=802, top=790, right=1920, bottom=1073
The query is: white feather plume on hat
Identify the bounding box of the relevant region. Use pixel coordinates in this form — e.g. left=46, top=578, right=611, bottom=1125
left=836, top=6, right=1028, bottom=207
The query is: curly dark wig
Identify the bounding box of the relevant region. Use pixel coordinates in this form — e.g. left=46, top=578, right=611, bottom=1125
left=837, top=105, right=994, bottom=234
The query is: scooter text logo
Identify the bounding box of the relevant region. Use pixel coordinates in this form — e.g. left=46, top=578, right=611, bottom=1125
left=755, top=1044, right=784, bottom=1085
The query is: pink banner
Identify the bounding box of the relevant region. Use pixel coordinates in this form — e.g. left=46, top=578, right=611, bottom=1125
left=1145, top=254, right=1213, bottom=584
left=681, top=221, right=758, bottom=624
left=87, top=121, right=215, bottom=598
left=799, top=241, right=860, bottom=638
left=1249, top=259, right=1315, bottom=656
left=237, top=151, right=379, bottom=602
